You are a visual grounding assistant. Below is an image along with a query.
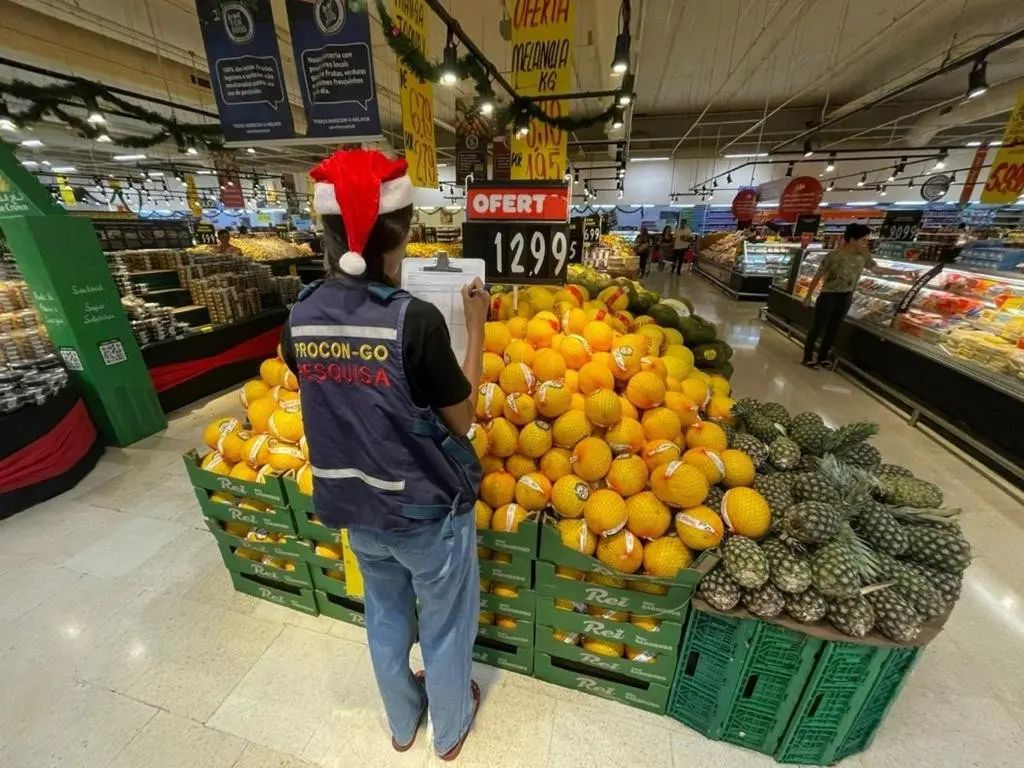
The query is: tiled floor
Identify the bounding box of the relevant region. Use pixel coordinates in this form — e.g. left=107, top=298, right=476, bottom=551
left=2, top=271, right=1023, bottom=767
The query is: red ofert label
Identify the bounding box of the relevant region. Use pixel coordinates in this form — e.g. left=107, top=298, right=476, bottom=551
left=467, top=186, right=569, bottom=221
left=778, top=177, right=824, bottom=222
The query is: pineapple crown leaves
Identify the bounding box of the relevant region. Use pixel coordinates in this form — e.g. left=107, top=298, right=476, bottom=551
left=816, top=455, right=878, bottom=516
left=887, top=505, right=962, bottom=526
left=835, top=523, right=885, bottom=583
left=824, top=421, right=879, bottom=456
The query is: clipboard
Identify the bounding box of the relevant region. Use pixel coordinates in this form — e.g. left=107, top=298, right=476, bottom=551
left=401, top=252, right=486, bottom=362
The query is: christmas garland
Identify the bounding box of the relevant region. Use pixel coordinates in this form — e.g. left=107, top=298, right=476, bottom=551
left=0, top=79, right=223, bottom=150
left=374, top=0, right=618, bottom=132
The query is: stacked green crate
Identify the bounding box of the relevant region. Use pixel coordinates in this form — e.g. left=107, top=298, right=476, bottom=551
left=282, top=476, right=366, bottom=628
left=184, top=452, right=317, bottom=614
left=532, top=524, right=709, bottom=714
left=475, top=521, right=541, bottom=675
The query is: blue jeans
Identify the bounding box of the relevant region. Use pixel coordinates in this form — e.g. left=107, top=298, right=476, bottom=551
left=347, top=510, right=479, bottom=754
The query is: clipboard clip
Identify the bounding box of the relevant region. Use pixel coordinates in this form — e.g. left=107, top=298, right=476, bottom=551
left=423, top=251, right=462, bottom=273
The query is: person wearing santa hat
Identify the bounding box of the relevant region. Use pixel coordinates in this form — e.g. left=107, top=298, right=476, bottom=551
left=280, top=149, right=488, bottom=760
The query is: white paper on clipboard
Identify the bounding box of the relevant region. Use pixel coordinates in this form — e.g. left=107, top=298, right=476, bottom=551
left=401, top=256, right=486, bottom=362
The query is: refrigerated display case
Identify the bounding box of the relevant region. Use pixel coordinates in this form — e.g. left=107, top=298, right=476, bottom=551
left=770, top=248, right=1024, bottom=483
left=696, top=241, right=812, bottom=300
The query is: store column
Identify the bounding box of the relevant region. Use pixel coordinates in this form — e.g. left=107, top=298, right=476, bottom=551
left=0, top=143, right=166, bottom=445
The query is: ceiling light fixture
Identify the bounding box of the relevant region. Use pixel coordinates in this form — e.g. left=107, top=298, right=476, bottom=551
left=967, top=57, right=988, bottom=99
left=825, top=153, right=836, bottom=172
left=724, top=152, right=768, bottom=158
left=477, top=81, right=496, bottom=116
left=857, top=173, right=866, bottom=187
left=113, top=154, right=147, bottom=161
left=726, top=173, right=733, bottom=183
left=440, top=29, right=459, bottom=86
left=802, top=140, right=814, bottom=158
left=20, top=139, right=43, bottom=148
left=618, top=72, right=635, bottom=106
left=0, top=118, right=17, bottom=132
left=611, top=106, right=625, bottom=129
left=934, top=149, right=947, bottom=170
left=785, top=162, right=794, bottom=177
left=514, top=109, right=530, bottom=137
left=186, top=136, right=199, bottom=155
left=965, top=140, right=982, bottom=147
left=880, top=186, right=888, bottom=196
left=247, top=147, right=256, bottom=154
left=827, top=180, right=835, bottom=191
left=611, top=30, right=631, bottom=74
left=573, top=169, right=580, bottom=184
left=632, top=157, right=668, bottom=162
left=989, top=140, right=1002, bottom=146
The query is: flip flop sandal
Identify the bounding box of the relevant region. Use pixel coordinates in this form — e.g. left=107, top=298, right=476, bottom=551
left=392, top=670, right=428, bottom=752
left=439, top=680, right=481, bottom=762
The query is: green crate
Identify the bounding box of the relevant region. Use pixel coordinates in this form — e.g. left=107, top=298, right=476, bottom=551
left=217, top=542, right=313, bottom=589
left=533, top=652, right=669, bottom=714
left=473, top=636, right=534, bottom=675
left=196, top=488, right=297, bottom=535
left=305, top=540, right=347, bottom=570
left=205, top=517, right=311, bottom=560
left=534, top=559, right=695, bottom=619
left=230, top=569, right=318, bottom=615
left=535, top=596, right=684, bottom=656
left=479, top=550, right=534, bottom=588
left=477, top=618, right=534, bottom=648
left=310, top=564, right=349, bottom=597
left=478, top=520, right=541, bottom=558
left=282, top=475, right=314, bottom=514
left=479, top=587, right=536, bottom=621
left=314, top=590, right=367, bottom=628
left=535, top=625, right=677, bottom=686
left=183, top=451, right=286, bottom=506
left=776, top=641, right=921, bottom=765
left=667, top=606, right=822, bottom=756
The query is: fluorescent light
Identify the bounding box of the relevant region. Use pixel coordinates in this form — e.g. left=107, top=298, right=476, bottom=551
left=965, top=140, right=982, bottom=147
left=632, top=157, right=669, bottom=162
left=87, top=111, right=105, bottom=125
left=848, top=201, right=877, bottom=206
left=147, top=171, right=164, bottom=178
left=756, top=202, right=776, bottom=208
left=989, top=140, right=1003, bottom=146
left=0, top=119, right=17, bottom=132
left=724, top=152, right=769, bottom=158
left=96, top=133, right=112, bottom=143
left=246, top=147, right=256, bottom=154
left=819, top=202, right=829, bottom=206
left=20, top=160, right=38, bottom=167
left=894, top=201, right=922, bottom=205
left=20, top=139, right=43, bottom=148
left=51, top=166, right=76, bottom=173
left=197, top=170, right=215, bottom=175
left=114, top=154, right=147, bottom=161
left=670, top=203, right=695, bottom=208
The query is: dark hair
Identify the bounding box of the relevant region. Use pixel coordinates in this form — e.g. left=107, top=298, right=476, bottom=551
left=662, top=225, right=672, bottom=237
left=323, top=205, right=414, bottom=284
left=217, top=228, right=231, bottom=237
left=844, top=223, right=871, bottom=242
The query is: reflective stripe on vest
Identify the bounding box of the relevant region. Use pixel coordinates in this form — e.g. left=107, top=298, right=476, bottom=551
left=311, top=466, right=406, bottom=492
left=291, top=324, right=398, bottom=341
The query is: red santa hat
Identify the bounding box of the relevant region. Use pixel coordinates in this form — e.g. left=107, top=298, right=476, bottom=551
left=310, top=149, right=414, bottom=276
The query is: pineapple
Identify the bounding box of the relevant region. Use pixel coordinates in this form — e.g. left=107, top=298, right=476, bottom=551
left=723, top=536, right=770, bottom=589
left=796, top=455, right=821, bottom=472
left=757, top=402, right=792, bottom=429
left=876, top=553, right=948, bottom=619
left=761, top=538, right=813, bottom=594
left=743, top=584, right=785, bottom=618
left=827, top=596, right=875, bottom=637
left=866, top=589, right=922, bottom=643
left=753, top=473, right=795, bottom=516
left=877, top=476, right=943, bottom=509
left=744, top=412, right=785, bottom=444
left=791, top=473, right=841, bottom=504
left=730, top=433, right=768, bottom=469
left=902, top=560, right=963, bottom=604
left=822, top=422, right=879, bottom=457
left=782, top=501, right=842, bottom=544
left=812, top=536, right=877, bottom=600
left=876, top=463, right=913, bottom=480
left=767, top=436, right=801, bottom=470
left=788, top=412, right=832, bottom=455
left=854, top=501, right=909, bottom=556
left=785, top=588, right=828, bottom=623
left=698, top=567, right=743, bottom=611
left=705, top=484, right=725, bottom=512
left=902, top=525, right=972, bottom=574
left=838, top=442, right=881, bottom=470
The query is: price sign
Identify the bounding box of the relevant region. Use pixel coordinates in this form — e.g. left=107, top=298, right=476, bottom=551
left=463, top=222, right=569, bottom=285
left=880, top=210, right=923, bottom=241
left=568, top=218, right=584, bottom=264
left=980, top=146, right=1024, bottom=204
left=274, top=223, right=291, bottom=241
left=582, top=215, right=601, bottom=244
left=423, top=226, right=438, bottom=244
left=194, top=223, right=217, bottom=245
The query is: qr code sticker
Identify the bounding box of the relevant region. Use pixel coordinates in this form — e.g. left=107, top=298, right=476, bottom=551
left=98, top=339, right=127, bottom=366
left=59, top=347, right=83, bottom=371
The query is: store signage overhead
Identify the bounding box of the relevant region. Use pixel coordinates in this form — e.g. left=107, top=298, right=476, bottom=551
left=455, top=99, right=490, bottom=181
left=777, top=177, right=823, bottom=222
left=285, top=0, right=382, bottom=140
left=393, top=0, right=437, bottom=188
left=195, top=0, right=295, bottom=142
left=731, top=189, right=758, bottom=222
left=920, top=174, right=950, bottom=203
left=463, top=181, right=569, bottom=284
left=510, top=0, right=575, bottom=180
left=880, top=210, right=923, bottom=241
left=959, top=148, right=989, bottom=205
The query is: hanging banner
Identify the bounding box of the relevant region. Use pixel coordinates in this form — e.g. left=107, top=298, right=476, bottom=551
left=285, top=0, right=382, bottom=140
left=777, top=177, right=823, bottom=222
left=195, top=0, right=295, bottom=142
left=55, top=176, right=77, bottom=206
left=212, top=152, right=246, bottom=209
left=184, top=174, right=202, bottom=216
left=980, top=84, right=1024, bottom=204
left=510, top=0, right=574, bottom=180
left=455, top=99, right=490, bottom=181
left=959, top=147, right=989, bottom=205
left=392, top=0, right=437, bottom=188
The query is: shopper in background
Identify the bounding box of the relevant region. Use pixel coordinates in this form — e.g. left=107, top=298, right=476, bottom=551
left=280, top=150, right=485, bottom=760
left=216, top=228, right=241, bottom=255
left=802, top=222, right=901, bottom=368
left=658, top=225, right=675, bottom=271
left=673, top=221, right=693, bottom=274
left=634, top=227, right=652, bottom=277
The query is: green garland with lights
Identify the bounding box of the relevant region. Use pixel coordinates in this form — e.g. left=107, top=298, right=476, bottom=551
left=0, top=79, right=223, bottom=149
left=373, top=0, right=619, bottom=132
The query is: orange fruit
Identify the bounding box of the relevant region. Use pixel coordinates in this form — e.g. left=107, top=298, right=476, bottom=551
left=571, top=436, right=613, bottom=482
left=503, top=392, right=537, bottom=426
left=499, top=362, right=536, bottom=395
left=605, top=417, right=646, bottom=455
left=685, top=421, right=729, bottom=452
left=551, top=474, right=591, bottom=518
left=720, top=449, right=756, bottom=487
left=626, top=371, right=666, bottom=410
left=468, top=424, right=490, bottom=459
left=482, top=352, right=505, bottom=383
left=476, top=382, right=505, bottom=420
left=536, top=380, right=572, bottom=419
left=533, top=348, right=566, bottom=382
left=526, top=316, right=558, bottom=348
left=610, top=338, right=643, bottom=381
left=640, top=356, right=668, bottom=380
left=203, top=417, right=241, bottom=451
left=563, top=369, right=580, bottom=394
left=505, top=453, right=538, bottom=479
left=651, top=460, right=709, bottom=508
left=643, top=535, right=693, bottom=578
left=561, top=307, right=588, bottom=335
left=643, top=439, right=682, bottom=472
left=503, top=338, right=537, bottom=367
left=596, top=530, right=644, bottom=573
left=584, top=488, right=628, bottom=536
left=664, top=391, right=701, bottom=427
left=240, top=379, right=270, bottom=408
left=480, top=471, right=516, bottom=508
left=486, top=418, right=519, bottom=457
left=492, top=503, right=529, bottom=532
left=605, top=454, right=649, bottom=498
left=641, top=407, right=682, bottom=442
left=483, top=322, right=512, bottom=355
left=582, top=320, right=614, bottom=352
left=721, top=487, right=771, bottom=538
left=674, top=506, right=725, bottom=549
left=506, top=316, right=528, bottom=339
left=578, top=360, right=615, bottom=395
left=514, top=472, right=552, bottom=510
left=681, top=447, right=725, bottom=484
left=626, top=491, right=672, bottom=539
left=539, top=447, right=573, bottom=483
left=552, top=410, right=592, bottom=448
left=584, top=388, right=622, bottom=428
left=559, top=334, right=591, bottom=369
left=518, top=420, right=554, bottom=458
left=557, top=518, right=597, bottom=554
left=475, top=500, right=493, bottom=528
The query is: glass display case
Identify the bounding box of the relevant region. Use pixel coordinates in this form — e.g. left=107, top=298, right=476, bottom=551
left=696, top=238, right=816, bottom=300
left=737, top=242, right=803, bottom=279
left=792, top=250, right=1024, bottom=394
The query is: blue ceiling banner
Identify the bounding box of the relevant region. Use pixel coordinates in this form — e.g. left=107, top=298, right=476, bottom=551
left=285, top=0, right=382, bottom=140
left=195, top=0, right=295, bottom=142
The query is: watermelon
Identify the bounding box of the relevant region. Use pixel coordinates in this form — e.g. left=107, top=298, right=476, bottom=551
left=648, top=303, right=682, bottom=331
left=679, top=315, right=717, bottom=346
left=693, top=342, right=733, bottom=366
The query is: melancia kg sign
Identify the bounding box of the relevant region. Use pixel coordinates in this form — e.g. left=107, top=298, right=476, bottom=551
left=195, top=0, right=295, bottom=142
left=285, top=0, right=382, bottom=140
left=462, top=181, right=571, bottom=285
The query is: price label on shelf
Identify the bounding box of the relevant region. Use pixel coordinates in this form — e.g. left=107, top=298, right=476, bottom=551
left=194, top=223, right=218, bottom=246
left=463, top=222, right=569, bottom=285
left=582, top=215, right=601, bottom=243
left=880, top=210, right=923, bottom=241
left=568, top=218, right=584, bottom=264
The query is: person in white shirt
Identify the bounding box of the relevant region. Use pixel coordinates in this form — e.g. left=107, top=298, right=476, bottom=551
left=673, top=222, right=693, bottom=274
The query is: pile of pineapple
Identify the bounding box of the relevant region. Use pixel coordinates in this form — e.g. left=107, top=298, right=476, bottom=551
left=699, top=400, right=972, bottom=643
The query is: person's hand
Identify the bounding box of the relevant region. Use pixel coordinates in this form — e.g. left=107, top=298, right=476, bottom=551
left=462, top=278, right=489, bottom=329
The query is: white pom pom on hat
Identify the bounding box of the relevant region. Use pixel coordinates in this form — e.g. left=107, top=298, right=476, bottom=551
left=309, top=150, right=413, bottom=276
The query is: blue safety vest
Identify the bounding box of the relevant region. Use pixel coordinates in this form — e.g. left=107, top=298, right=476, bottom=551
left=287, top=277, right=480, bottom=531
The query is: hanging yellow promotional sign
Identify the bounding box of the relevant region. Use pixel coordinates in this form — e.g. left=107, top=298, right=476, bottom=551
left=184, top=174, right=202, bottom=217
left=393, top=0, right=438, bottom=188
left=55, top=175, right=76, bottom=206
left=979, top=85, right=1024, bottom=204
left=510, top=0, right=575, bottom=180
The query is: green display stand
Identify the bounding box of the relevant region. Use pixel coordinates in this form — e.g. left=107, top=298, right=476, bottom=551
left=0, top=142, right=165, bottom=445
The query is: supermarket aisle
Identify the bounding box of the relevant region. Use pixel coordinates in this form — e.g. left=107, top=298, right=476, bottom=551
left=1, top=275, right=1023, bottom=768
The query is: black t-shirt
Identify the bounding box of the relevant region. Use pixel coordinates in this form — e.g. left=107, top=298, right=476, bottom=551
left=280, top=296, right=470, bottom=410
